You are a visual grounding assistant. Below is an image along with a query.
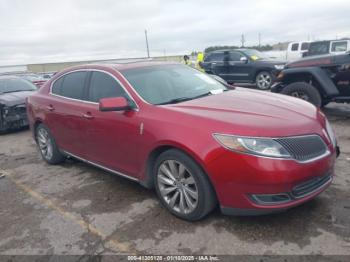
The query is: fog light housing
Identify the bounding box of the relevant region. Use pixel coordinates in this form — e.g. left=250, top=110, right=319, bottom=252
left=250, top=193, right=291, bottom=205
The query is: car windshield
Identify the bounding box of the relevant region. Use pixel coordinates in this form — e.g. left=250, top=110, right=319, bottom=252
left=0, top=78, right=37, bottom=94
left=121, top=64, right=227, bottom=105
left=242, top=49, right=269, bottom=61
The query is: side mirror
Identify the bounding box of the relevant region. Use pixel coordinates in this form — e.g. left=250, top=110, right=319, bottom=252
left=240, top=56, right=248, bottom=63
left=99, top=97, right=130, bottom=112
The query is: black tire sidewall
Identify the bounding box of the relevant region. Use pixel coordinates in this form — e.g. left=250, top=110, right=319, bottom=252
left=36, top=124, right=64, bottom=165
left=281, top=82, right=322, bottom=107
left=153, top=149, right=216, bottom=221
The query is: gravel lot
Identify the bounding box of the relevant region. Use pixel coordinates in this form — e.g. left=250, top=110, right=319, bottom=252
left=0, top=103, right=349, bottom=258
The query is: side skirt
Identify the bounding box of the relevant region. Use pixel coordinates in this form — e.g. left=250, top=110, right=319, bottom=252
left=61, top=150, right=139, bottom=182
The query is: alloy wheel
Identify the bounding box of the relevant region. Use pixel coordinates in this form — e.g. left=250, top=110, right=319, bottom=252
left=157, top=160, right=198, bottom=214
left=257, top=73, right=272, bottom=90
left=37, top=128, right=53, bottom=160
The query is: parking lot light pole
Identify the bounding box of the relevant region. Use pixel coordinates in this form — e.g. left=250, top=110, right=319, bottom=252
left=145, top=30, right=150, bottom=58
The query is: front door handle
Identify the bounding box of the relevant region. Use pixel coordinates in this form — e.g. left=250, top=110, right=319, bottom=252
left=82, top=112, right=94, bottom=120
left=46, top=105, right=55, bottom=111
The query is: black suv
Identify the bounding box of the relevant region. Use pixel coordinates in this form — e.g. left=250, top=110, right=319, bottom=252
left=271, top=53, right=350, bottom=107
left=201, top=49, right=286, bottom=90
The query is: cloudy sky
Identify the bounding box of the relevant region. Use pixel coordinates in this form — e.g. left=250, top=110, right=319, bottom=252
left=1, top=0, right=350, bottom=66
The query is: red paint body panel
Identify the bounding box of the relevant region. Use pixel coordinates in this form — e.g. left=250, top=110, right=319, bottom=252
left=26, top=63, right=336, bottom=213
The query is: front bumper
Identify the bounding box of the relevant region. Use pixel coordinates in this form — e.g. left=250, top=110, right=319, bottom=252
left=221, top=174, right=333, bottom=216
left=0, top=110, right=28, bottom=132
left=205, top=146, right=338, bottom=216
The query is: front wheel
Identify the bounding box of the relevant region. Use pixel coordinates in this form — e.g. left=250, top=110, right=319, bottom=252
left=36, top=124, right=64, bottom=164
left=281, top=82, right=322, bottom=107
left=154, top=149, right=216, bottom=221
left=256, top=71, right=273, bottom=90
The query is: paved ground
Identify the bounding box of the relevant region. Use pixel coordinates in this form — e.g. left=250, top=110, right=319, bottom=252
left=0, top=103, right=349, bottom=257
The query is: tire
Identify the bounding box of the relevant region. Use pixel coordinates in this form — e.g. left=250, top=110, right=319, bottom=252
left=321, top=100, right=330, bottom=108
left=154, top=149, right=216, bottom=221
left=256, top=71, right=273, bottom=90
left=36, top=124, right=65, bottom=164
left=281, top=82, right=322, bottom=107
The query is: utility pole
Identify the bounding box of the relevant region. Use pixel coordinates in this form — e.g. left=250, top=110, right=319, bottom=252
left=241, top=34, right=246, bottom=48
left=145, top=30, right=150, bottom=58
left=258, top=33, right=261, bottom=48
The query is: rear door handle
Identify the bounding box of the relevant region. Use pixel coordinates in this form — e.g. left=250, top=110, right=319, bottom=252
left=46, top=105, right=55, bottom=111
left=82, top=112, right=94, bottom=120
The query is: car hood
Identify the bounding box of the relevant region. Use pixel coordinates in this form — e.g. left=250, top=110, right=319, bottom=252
left=286, top=55, right=334, bottom=69
left=165, top=88, right=323, bottom=137
left=0, top=91, right=36, bottom=107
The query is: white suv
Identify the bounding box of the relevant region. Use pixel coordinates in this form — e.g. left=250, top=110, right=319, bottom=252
left=304, top=39, right=350, bottom=57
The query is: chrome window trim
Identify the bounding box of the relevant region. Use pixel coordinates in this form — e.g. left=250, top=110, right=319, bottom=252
left=49, top=69, right=139, bottom=110
left=212, top=133, right=331, bottom=164
left=62, top=150, right=139, bottom=182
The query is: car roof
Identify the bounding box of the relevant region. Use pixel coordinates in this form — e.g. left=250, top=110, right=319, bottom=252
left=59, top=61, right=180, bottom=73
left=310, top=39, right=350, bottom=44
left=208, top=49, right=252, bottom=53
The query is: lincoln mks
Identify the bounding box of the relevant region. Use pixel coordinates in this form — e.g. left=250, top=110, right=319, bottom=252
left=26, top=62, right=338, bottom=221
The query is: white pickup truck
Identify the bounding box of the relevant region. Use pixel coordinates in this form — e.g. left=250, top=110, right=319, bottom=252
left=263, top=41, right=310, bottom=62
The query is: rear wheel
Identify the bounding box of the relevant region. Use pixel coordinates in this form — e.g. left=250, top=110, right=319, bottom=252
left=256, top=71, right=273, bottom=90
left=281, top=82, right=322, bottom=107
left=36, top=124, right=64, bottom=164
left=154, top=149, right=216, bottom=221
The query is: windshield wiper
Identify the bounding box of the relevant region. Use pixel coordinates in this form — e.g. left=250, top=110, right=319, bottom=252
left=157, top=90, right=225, bottom=105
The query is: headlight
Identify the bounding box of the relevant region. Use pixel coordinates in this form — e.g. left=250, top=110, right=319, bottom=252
left=274, top=65, right=285, bottom=70
left=1, top=106, right=9, bottom=117
left=325, top=118, right=336, bottom=147
left=213, top=134, right=291, bottom=158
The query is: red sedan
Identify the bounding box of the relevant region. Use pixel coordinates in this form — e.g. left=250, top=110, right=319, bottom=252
left=26, top=62, right=339, bottom=221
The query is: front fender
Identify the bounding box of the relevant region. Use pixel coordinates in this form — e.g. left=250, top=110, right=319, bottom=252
left=280, top=67, right=339, bottom=96
left=271, top=82, right=284, bottom=93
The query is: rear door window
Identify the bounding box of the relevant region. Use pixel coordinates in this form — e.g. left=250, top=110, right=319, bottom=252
left=228, top=52, right=244, bottom=61
left=209, top=52, right=224, bottom=62
left=301, top=42, right=310, bottom=51
left=59, top=71, right=88, bottom=100
left=308, top=42, right=330, bottom=56
left=87, top=71, right=127, bottom=103
left=52, top=77, right=64, bottom=95
left=291, top=43, right=299, bottom=51
left=331, top=41, right=348, bottom=52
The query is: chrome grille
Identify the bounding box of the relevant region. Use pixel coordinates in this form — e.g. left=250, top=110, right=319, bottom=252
left=292, top=174, right=332, bottom=198
left=274, top=135, right=328, bottom=162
